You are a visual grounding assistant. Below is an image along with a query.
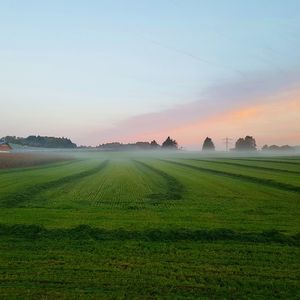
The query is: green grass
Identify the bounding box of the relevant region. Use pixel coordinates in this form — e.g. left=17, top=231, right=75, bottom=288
left=0, top=152, right=299, bottom=299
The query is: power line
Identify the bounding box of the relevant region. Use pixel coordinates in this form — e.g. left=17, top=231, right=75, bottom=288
left=222, top=137, right=233, bottom=152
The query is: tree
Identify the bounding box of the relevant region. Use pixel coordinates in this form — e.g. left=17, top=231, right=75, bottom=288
left=235, top=136, right=257, bottom=151
left=162, top=136, right=178, bottom=149
left=280, top=145, right=295, bottom=151
left=262, top=144, right=295, bottom=151
left=202, top=137, right=215, bottom=151
left=269, top=145, right=281, bottom=151
left=150, top=140, right=160, bottom=148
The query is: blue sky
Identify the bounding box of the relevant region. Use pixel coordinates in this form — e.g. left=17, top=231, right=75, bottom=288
left=1, top=1, right=300, bottom=147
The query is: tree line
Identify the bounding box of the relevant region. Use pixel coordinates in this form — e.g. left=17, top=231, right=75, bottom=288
left=1, top=134, right=295, bottom=151
left=97, top=137, right=178, bottom=151
left=2, top=136, right=77, bottom=149
left=202, top=136, right=257, bottom=151
left=202, top=136, right=295, bottom=152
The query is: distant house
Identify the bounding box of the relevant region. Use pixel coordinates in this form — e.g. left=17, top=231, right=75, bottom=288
left=0, top=142, right=12, bottom=153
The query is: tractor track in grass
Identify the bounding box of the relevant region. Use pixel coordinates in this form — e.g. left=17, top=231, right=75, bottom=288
left=188, top=159, right=300, bottom=175
left=162, top=160, right=300, bottom=194
left=0, top=160, right=109, bottom=208
left=133, top=160, right=184, bottom=201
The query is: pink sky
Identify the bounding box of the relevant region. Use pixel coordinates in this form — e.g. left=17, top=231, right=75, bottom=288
left=85, top=73, right=300, bottom=150
left=1, top=1, right=300, bottom=150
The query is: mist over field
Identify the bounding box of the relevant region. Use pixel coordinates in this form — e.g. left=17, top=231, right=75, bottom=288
left=1, top=0, right=300, bottom=299
left=1, top=148, right=300, bottom=298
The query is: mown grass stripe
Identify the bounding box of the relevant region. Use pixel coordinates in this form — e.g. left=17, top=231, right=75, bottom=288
left=162, top=160, right=300, bottom=194
left=229, top=158, right=300, bottom=166
left=188, top=159, right=300, bottom=175
left=133, top=160, right=184, bottom=201
left=0, top=224, right=298, bottom=246
left=0, top=160, right=109, bottom=208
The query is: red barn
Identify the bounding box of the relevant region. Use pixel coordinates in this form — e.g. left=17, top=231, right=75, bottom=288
left=0, top=142, right=12, bottom=152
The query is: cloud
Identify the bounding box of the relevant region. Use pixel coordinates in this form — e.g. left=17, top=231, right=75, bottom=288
left=172, top=94, right=300, bottom=149
left=87, top=68, right=300, bottom=147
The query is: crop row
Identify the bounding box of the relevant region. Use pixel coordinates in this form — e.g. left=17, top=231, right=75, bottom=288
left=0, top=160, right=109, bottom=207
left=163, top=160, right=300, bottom=194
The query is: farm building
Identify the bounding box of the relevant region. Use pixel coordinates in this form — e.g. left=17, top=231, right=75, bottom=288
left=0, top=142, right=12, bottom=152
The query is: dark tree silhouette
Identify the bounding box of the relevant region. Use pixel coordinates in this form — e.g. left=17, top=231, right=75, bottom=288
left=269, top=145, right=281, bottom=151
left=235, top=136, right=256, bottom=151
left=280, top=145, right=295, bottom=151
left=150, top=140, right=160, bottom=148
left=202, top=137, right=215, bottom=151
left=162, top=136, right=178, bottom=149
left=97, top=140, right=162, bottom=151
left=262, top=144, right=294, bottom=151
left=2, top=135, right=77, bottom=148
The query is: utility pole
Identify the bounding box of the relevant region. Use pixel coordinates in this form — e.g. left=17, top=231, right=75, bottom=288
left=222, top=137, right=233, bottom=152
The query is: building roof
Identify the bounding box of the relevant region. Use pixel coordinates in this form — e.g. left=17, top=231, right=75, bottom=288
left=0, top=143, right=12, bottom=151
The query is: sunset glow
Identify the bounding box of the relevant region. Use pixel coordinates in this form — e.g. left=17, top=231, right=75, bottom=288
left=1, top=1, right=299, bottom=149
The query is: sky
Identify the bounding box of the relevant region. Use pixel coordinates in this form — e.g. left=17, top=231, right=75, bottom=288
left=1, top=0, right=300, bottom=149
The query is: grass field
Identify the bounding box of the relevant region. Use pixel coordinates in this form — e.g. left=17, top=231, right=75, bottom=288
left=0, top=151, right=299, bottom=299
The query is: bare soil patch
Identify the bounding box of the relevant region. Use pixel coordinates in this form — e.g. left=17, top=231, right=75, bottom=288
left=0, top=152, right=71, bottom=170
